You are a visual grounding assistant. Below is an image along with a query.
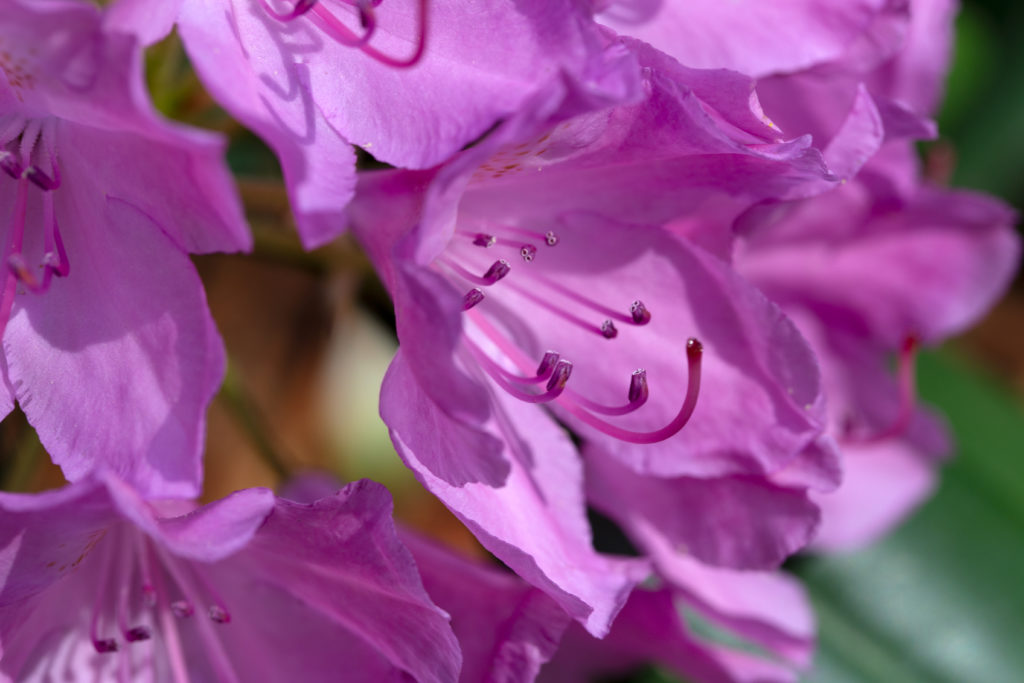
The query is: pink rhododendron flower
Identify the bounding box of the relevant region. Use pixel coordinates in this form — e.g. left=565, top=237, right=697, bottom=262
left=112, top=0, right=627, bottom=248
left=0, top=473, right=461, bottom=682
left=0, top=0, right=249, bottom=498
left=347, top=36, right=844, bottom=633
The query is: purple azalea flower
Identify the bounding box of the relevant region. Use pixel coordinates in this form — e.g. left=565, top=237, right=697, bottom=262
left=0, top=0, right=249, bottom=498
left=0, top=473, right=461, bottom=682
left=347, top=37, right=843, bottom=633
left=541, top=553, right=814, bottom=683
left=111, top=0, right=627, bottom=249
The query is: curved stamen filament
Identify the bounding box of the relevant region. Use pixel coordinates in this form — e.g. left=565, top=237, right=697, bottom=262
left=567, top=369, right=649, bottom=416
left=308, top=0, right=428, bottom=67
left=467, top=340, right=558, bottom=385
left=476, top=352, right=572, bottom=403
left=559, top=338, right=703, bottom=444
left=845, top=336, right=919, bottom=445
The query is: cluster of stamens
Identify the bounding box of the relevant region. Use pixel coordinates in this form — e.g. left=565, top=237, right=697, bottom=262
left=0, top=115, right=69, bottom=330
left=88, top=527, right=233, bottom=670
left=443, top=224, right=704, bottom=444
left=258, top=0, right=429, bottom=68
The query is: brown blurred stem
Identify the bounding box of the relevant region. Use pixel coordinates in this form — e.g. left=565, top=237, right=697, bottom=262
left=219, top=363, right=291, bottom=481
left=3, top=426, right=42, bottom=492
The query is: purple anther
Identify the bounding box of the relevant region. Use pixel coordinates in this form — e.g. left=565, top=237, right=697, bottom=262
left=545, top=359, right=573, bottom=392
left=170, top=601, right=194, bottom=618
left=536, top=351, right=560, bottom=379
left=630, top=300, right=651, bottom=325
left=463, top=288, right=485, bottom=310
left=687, top=338, right=703, bottom=356
left=628, top=369, right=648, bottom=403
left=25, top=166, right=58, bottom=191
left=544, top=231, right=559, bottom=246
left=482, top=259, right=511, bottom=284
left=0, top=151, right=22, bottom=179
left=473, top=233, right=496, bottom=248
left=209, top=605, right=232, bottom=624
left=125, top=626, right=152, bottom=642
left=93, top=638, right=118, bottom=654
left=601, top=320, right=618, bottom=339
left=520, top=244, right=537, bottom=262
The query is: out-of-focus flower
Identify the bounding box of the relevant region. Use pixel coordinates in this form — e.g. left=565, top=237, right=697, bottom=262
left=736, top=151, right=1019, bottom=548
left=347, top=36, right=843, bottom=635
left=0, top=0, right=249, bottom=498
left=111, top=0, right=629, bottom=248
left=0, top=473, right=461, bottom=682
left=723, top=0, right=1020, bottom=549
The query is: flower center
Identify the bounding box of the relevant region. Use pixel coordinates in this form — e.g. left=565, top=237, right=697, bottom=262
left=437, top=223, right=703, bottom=444
left=257, top=0, right=429, bottom=68
left=86, top=525, right=237, bottom=680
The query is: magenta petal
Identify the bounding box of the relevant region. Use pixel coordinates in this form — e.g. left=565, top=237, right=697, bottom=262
left=403, top=532, right=571, bottom=683
left=386, top=365, right=645, bottom=636
left=740, top=185, right=1020, bottom=347
left=4, top=198, right=223, bottom=498
left=103, top=0, right=183, bottom=46
left=176, top=1, right=358, bottom=248
left=811, top=440, right=936, bottom=551
left=101, top=474, right=275, bottom=562
left=63, top=121, right=250, bottom=255
left=382, top=351, right=508, bottom=486
left=233, top=480, right=462, bottom=683
left=598, top=0, right=895, bottom=78
left=586, top=449, right=820, bottom=569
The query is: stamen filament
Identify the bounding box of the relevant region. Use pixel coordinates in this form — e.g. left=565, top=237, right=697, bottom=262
left=476, top=353, right=572, bottom=403
left=501, top=277, right=607, bottom=337
left=492, top=225, right=559, bottom=246
left=466, top=340, right=557, bottom=385
left=530, top=271, right=650, bottom=326
left=90, top=534, right=118, bottom=654
left=566, top=369, right=649, bottom=416
left=560, top=339, right=703, bottom=444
